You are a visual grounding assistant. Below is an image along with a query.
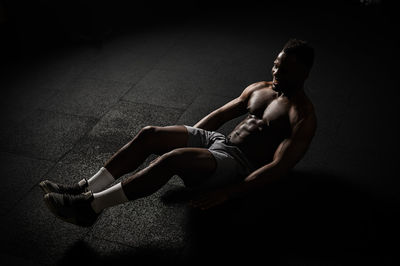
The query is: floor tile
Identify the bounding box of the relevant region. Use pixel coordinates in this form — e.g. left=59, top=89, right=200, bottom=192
left=0, top=188, right=89, bottom=265
left=88, top=101, right=183, bottom=145
left=44, top=78, right=131, bottom=118
left=122, top=69, right=203, bottom=109
left=80, top=50, right=152, bottom=84
left=0, top=109, right=97, bottom=161
left=0, top=152, right=53, bottom=215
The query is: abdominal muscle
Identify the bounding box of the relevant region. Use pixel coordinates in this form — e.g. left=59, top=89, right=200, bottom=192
left=227, top=114, right=290, bottom=167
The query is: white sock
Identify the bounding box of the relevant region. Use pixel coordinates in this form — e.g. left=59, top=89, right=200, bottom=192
left=90, top=183, right=129, bottom=213
left=83, top=167, right=115, bottom=193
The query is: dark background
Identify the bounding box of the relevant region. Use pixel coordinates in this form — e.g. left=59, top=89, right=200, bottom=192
left=0, top=0, right=399, bottom=265
left=2, top=0, right=395, bottom=59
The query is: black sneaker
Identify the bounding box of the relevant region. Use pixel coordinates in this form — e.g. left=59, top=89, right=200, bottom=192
left=39, top=179, right=88, bottom=195
left=43, top=191, right=100, bottom=227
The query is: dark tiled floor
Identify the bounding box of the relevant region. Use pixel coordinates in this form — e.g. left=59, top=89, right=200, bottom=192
left=1, top=1, right=398, bottom=265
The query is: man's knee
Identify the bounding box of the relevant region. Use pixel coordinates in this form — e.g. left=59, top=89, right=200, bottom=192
left=137, top=125, right=188, bottom=155
left=139, top=125, right=175, bottom=139
left=138, top=126, right=158, bottom=138
left=136, top=126, right=167, bottom=144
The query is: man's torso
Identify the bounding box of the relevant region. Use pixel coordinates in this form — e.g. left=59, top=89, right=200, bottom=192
left=227, top=81, right=314, bottom=167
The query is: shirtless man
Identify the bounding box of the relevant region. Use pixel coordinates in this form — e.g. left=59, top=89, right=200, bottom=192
left=40, top=39, right=316, bottom=227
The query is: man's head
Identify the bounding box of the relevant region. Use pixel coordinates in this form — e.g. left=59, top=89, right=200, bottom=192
left=272, top=39, right=314, bottom=93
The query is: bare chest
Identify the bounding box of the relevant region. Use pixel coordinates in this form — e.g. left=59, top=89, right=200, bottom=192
left=247, top=88, right=291, bottom=126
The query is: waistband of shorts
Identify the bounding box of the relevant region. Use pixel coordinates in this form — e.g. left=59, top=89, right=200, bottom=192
left=185, top=125, right=257, bottom=171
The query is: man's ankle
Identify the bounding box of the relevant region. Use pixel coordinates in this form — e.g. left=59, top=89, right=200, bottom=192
left=87, top=167, right=115, bottom=193
left=90, top=183, right=129, bottom=213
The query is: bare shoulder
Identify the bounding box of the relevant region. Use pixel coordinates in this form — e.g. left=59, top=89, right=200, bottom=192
left=240, top=81, right=273, bottom=99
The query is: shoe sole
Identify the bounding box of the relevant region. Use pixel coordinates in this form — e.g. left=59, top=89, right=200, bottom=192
left=43, top=194, right=98, bottom=227
left=43, top=194, right=94, bottom=227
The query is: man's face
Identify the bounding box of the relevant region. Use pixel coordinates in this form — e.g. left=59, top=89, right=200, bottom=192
left=271, top=51, right=308, bottom=91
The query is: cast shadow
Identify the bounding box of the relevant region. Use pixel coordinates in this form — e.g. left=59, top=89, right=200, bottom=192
left=57, top=239, right=180, bottom=266
left=58, top=170, right=399, bottom=266
left=178, top=169, right=399, bottom=265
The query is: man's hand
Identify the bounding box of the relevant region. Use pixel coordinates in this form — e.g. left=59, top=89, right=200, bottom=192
left=189, top=187, right=236, bottom=210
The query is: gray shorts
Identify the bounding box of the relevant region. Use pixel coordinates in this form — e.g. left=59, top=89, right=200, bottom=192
left=183, top=125, right=256, bottom=189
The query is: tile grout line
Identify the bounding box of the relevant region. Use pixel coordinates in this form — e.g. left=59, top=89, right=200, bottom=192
left=5, top=26, right=215, bottom=259
left=117, top=30, right=190, bottom=102
left=4, top=112, right=104, bottom=216
left=118, top=98, right=186, bottom=114
left=175, top=91, right=235, bottom=125
left=0, top=150, right=56, bottom=163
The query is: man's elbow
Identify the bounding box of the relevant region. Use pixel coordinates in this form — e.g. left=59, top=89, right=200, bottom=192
left=262, top=160, right=294, bottom=181
left=245, top=161, right=285, bottom=184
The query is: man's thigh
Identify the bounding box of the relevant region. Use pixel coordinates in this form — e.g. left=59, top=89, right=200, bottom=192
left=160, top=147, right=217, bottom=186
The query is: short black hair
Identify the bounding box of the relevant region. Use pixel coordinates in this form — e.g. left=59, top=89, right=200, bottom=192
left=283, top=39, right=314, bottom=70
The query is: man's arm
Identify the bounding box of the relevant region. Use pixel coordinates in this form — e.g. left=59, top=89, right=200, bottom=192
left=193, top=82, right=264, bottom=131
left=233, top=113, right=317, bottom=197
left=194, top=97, right=246, bottom=131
